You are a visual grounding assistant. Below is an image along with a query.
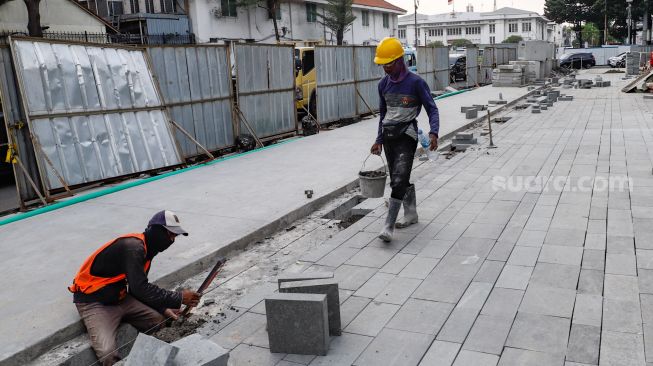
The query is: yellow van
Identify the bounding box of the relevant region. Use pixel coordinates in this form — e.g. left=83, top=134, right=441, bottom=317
left=294, top=47, right=316, bottom=117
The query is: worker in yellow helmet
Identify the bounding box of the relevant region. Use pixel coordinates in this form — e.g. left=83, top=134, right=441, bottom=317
left=370, top=37, right=440, bottom=242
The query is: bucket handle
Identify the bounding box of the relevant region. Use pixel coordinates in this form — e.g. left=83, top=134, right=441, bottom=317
left=360, top=153, right=388, bottom=176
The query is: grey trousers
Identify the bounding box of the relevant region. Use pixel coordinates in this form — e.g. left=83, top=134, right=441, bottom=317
left=384, top=134, right=418, bottom=200
left=75, top=295, right=165, bottom=366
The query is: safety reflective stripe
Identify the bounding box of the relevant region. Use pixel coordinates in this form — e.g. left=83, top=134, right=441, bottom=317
left=68, top=233, right=150, bottom=294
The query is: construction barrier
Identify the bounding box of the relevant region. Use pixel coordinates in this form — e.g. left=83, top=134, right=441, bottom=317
left=315, top=45, right=357, bottom=125
left=466, top=47, right=479, bottom=87
left=417, top=46, right=436, bottom=91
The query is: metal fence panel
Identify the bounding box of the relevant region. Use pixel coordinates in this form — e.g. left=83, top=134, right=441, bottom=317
left=0, top=46, right=42, bottom=205
left=434, top=47, right=449, bottom=91
left=147, top=45, right=235, bottom=158
left=417, top=46, right=436, bottom=91
left=354, top=46, right=383, bottom=115
left=316, top=46, right=356, bottom=124
left=480, top=47, right=494, bottom=85
left=466, top=47, right=479, bottom=87
left=234, top=44, right=296, bottom=139
left=10, top=38, right=183, bottom=190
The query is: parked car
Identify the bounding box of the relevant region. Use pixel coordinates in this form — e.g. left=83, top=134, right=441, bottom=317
left=449, top=54, right=466, bottom=81
left=404, top=48, right=417, bottom=73
left=559, top=52, right=596, bottom=69
left=608, top=52, right=627, bottom=68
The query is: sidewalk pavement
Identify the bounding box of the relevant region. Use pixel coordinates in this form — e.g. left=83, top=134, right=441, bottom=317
left=0, top=84, right=534, bottom=364
left=203, top=71, right=653, bottom=366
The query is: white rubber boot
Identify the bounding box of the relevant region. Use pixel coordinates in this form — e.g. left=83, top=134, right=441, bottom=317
left=379, top=198, right=402, bottom=242
left=396, top=185, right=418, bottom=229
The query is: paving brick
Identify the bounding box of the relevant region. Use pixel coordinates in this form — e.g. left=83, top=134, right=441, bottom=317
left=353, top=328, right=434, bottom=366
left=495, top=265, right=533, bottom=290
left=516, top=230, right=547, bottom=247
left=170, top=333, right=229, bottom=366
left=641, top=294, right=653, bottom=324
left=398, top=256, right=439, bottom=279
left=386, top=298, right=454, bottom=335
left=487, top=241, right=514, bottom=261
left=346, top=247, right=397, bottom=268
left=412, top=274, right=472, bottom=303
left=227, top=344, right=284, bottom=366
left=463, top=223, right=504, bottom=240
left=232, top=282, right=278, bottom=309
left=537, top=245, right=583, bottom=266
left=519, top=285, right=576, bottom=318
left=607, top=235, right=635, bottom=254
left=125, top=333, right=179, bottom=366
left=316, top=247, right=360, bottom=267
left=437, top=307, right=479, bottom=343
left=638, top=249, right=653, bottom=269
left=640, top=269, right=653, bottom=294
left=431, top=253, right=483, bottom=279
left=211, top=312, right=267, bottom=349
left=342, top=232, right=378, bottom=249
left=605, top=253, right=637, bottom=275
left=572, top=294, right=603, bottom=327
left=497, top=348, right=564, bottom=366
left=418, top=340, right=461, bottom=366
left=279, top=280, right=341, bottom=336
left=545, top=228, right=585, bottom=247
left=507, top=246, right=540, bottom=266
left=602, top=298, right=642, bottom=334
left=379, top=253, right=415, bottom=274
left=344, top=301, right=400, bottom=337
left=505, top=312, right=570, bottom=354
left=353, top=272, right=395, bottom=298
left=530, top=262, right=580, bottom=290
left=481, top=288, right=524, bottom=319
left=333, top=265, right=377, bottom=291
left=473, top=260, right=505, bottom=284
left=599, top=331, right=646, bottom=366
left=417, top=239, right=456, bottom=259
left=566, top=324, right=600, bottom=365
left=585, top=233, right=606, bottom=250
left=581, top=249, right=605, bottom=270
left=604, top=274, right=639, bottom=301
left=453, top=350, right=499, bottom=366
left=373, top=276, right=422, bottom=305
left=309, top=333, right=372, bottom=366
left=340, top=296, right=372, bottom=328
left=283, top=354, right=315, bottom=365
left=463, top=315, right=513, bottom=355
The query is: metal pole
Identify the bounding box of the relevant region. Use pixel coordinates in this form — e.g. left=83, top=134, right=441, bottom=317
left=628, top=3, right=633, bottom=45
left=604, top=0, right=608, bottom=44
left=487, top=109, right=497, bottom=148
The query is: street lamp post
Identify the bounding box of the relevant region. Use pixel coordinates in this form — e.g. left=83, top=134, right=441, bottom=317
left=414, top=0, right=419, bottom=48
left=627, top=0, right=633, bottom=45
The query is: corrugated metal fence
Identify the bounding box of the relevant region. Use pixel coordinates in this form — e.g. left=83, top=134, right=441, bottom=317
left=466, top=47, right=479, bottom=87
left=147, top=45, right=235, bottom=158
left=417, top=46, right=436, bottom=91
left=434, top=47, right=449, bottom=91
left=315, top=46, right=357, bottom=125
left=354, top=46, right=384, bottom=116
left=480, top=48, right=494, bottom=85
left=234, top=44, right=297, bottom=139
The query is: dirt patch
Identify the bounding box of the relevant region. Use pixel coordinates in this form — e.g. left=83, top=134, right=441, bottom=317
left=153, top=317, right=208, bottom=343
left=359, top=171, right=386, bottom=178
left=605, top=69, right=625, bottom=74
left=337, top=214, right=367, bottom=229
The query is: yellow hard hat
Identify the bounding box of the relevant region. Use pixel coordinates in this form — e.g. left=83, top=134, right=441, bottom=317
left=374, top=37, right=404, bottom=65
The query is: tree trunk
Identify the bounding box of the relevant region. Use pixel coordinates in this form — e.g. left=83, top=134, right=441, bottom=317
left=336, top=29, right=344, bottom=45
left=576, top=22, right=583, bottom=48
left=267, top=0, right=280, bottom=43
left=24, top=0, right=42, bottom=37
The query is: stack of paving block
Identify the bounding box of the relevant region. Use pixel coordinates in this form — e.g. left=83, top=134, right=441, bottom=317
left=559, top=95, right=574, bottom=101
left=577, top=79, right=593, bottom=89
left=122, top=333, right=229, bottom=366
left=593, top=76, right=612, bottom=88
left=461, top=106, right=479, bottom=119
left=626, top=52, right=639, bottom=76
left=509, top=60, right=541, bottom=83
left=452, top=133, right=477, bottom=151
left=492, top=64, right=526, bottom=87
left=532, top=104, right=541, bottom=113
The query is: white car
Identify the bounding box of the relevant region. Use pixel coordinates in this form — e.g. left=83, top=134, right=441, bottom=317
left=608, top=52, right=626, bottom=68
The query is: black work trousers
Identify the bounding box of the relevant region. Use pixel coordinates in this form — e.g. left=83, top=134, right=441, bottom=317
left=384, top=133, right=417, bottom=200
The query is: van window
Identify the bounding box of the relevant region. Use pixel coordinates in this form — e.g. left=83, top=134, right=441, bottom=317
left=303, top=50, right=315, bottom=74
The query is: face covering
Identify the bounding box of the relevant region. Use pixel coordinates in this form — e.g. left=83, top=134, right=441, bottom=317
left=385, top=57, right=409, bottom=83
left=144, top=225, right=174, bottom=260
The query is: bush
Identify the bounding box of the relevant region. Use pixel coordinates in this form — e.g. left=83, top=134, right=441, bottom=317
left=428, top=41, right=445, bottom=47
left=502, top=35, right=523, bottom=44
left=449, top=39, right=473, bottom=48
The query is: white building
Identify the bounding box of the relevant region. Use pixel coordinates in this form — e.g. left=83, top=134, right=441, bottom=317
left=0, top=0, right=112, bottom=34
left=189, top=0, right=406, bottom=45
left=399, top=7, right=561, bottom=47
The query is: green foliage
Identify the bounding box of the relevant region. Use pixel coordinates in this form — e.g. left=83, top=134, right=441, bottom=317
left=582, top=22, right=601, bottom=46
left=449, top=39, right=473, bottom=48
left=502, top=35, right=523, bottom=44
left=428, top=41, right=444, bottom=47
left=318, top=0, right=356, bottom=45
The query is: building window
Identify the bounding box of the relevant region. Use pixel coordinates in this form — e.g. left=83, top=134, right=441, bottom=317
left=398, top=29, right=406, bottom=38
left=428, top=29, right=443, bottom=37
left=489, top=24, right=495, bottom=33
left=108, top=1, right=123, bottom=17
left=522, top=22, right=532, bottom=32
left=221, top=0, right=237, bottom=17
left=509, top=23, right=518, bottom=33
left=145, top=0, right=154, bottom=13
left=383, top=13, right=389, bottom=28
left=306, top=3, right=317, bottom=23
left=362, top=11, right=369, bottom=27
left=466, top=26, right=480, bottom=35
left=447, top=27, right=461, bottom=36
left=490, top=36, right=495, bottom=44
left=129, top=0, right=139, bottom=13
left=159, top=0, right=175, bottom=13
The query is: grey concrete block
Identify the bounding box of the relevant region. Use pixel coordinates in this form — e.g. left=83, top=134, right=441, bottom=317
left=604, top=274, right=639, bottom=301
left=310, top=333, right=372, bottom=366
left=566, top=324, right=600, bottom=365
left=602, top=298, right=642, bottom=334
left=437, top=307, right=479, bottom=343
left=227, top=344, right=283, bottom=366
left=573, top=294, right=603, bottom=327
left=538, top=245, right=583, bottom=266
left=354, top=328, right=434, bottom=366
left=373, top=276, right=422, bottom=305
left=171, top=334, right=229, bottom=366
left=277, top=271, right=333, bottom=288
left=530, top=262, right=580, bottom=290
left=496, top=265, right=533, bottom=290
left=386, top=298, right=453, bottom=335
left=453, top=350, right=499, bottom=366
left=210, top=312, right=267, bottom=349
left=125, top=333, right=179, bottom=366
left=481, top=288, right=524, bottom=319
left=519, top=285, right=576, bottom=318
left=506, top=312, right=570, bottom=354
left=578, top=269, right=604, bottom=295
left=419, top=340, right=461, bottom=366
left=581, top=249, right=605, bottom=270
left=507, top=246, right=540, bottom=267
left=340, top=296, right=371, bottom=328
left=333, top=265, right=377, bottom=291
left=353, top=272, right=394, bottom=298
left=463, top=315, right=513, bottom=355
left=466, top=109, right=478, bottom=119
left=279, top=279, right=341, bottom=335
left=498, top=348, right=565, bottom=366
left=473, top=260, right=506, bottom=284
left=398, top=256, right=439, bottom=279
left=600, top=330, right=646, bottom=366
left=532, top=109, right=541, bottom=114
left=264, top=293, right=329, bottom=355
left=344, top=301, right=399, bottom=336
left=461, top=106, right=478, bottom=113
left=346, top=247, right=397, bottom=268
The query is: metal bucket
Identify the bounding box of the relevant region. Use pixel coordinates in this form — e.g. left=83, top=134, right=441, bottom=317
left=358, top=154, right=388, bottom=198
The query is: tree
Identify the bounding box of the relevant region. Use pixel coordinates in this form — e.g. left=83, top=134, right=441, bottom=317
left=581, top=22, right=601, bottom=46
left=428, top=41, right=444, bottom=47
left=0, top=0, right=43, bottom=37
left=545, top=0, right=592, bottom=47
left=449, top=39, right=473, bottom=48
left=318, top=0, right=356, bottom=45
left=237, top=0, right=282, bottom=42
left=502, top=35, right=523, bottom=44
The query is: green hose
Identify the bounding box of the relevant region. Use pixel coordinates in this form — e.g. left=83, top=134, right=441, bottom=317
left=435, top=89, right=472, bottom=100
left=0, top=138, right=299, bottom=227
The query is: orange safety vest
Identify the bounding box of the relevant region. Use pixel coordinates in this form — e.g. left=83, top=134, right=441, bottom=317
left=68, top=233, right=151, bottom=296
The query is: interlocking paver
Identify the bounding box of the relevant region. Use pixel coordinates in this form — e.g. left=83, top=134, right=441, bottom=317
left=386, top=298, right=453, bottom=335
left=537, top=245, right=583, bottom=266
left=495, top=264, right=533, bottom=290
left=505, top=312, right=570, bottom=354
left=398, top=256, right=439, bottom=279
left=463, top=314, right=513, bottom=355
left=353, top=328, right=433, bottom=366
left=566, top=324, right=600, bottom=365
left=344, top=301, right=400, bottom=337
left=452, top=350, right=499, bottom=366
left=519, top=285, right=576, bottom=318
left=572, top=293, right=603, bottom=327
left=418, top=340, right=461, bottom=366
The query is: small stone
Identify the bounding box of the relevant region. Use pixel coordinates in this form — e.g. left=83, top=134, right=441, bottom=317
left=204, top=299, right=216, bottom=306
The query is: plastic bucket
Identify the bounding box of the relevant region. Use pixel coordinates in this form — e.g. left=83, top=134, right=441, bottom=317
left=358, top=154, right=388, bottom=198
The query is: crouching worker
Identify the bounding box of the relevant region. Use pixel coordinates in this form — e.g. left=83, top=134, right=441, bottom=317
left=370, top=37, right=440, bottom=242
left=68, top=210, right=201, bottom=366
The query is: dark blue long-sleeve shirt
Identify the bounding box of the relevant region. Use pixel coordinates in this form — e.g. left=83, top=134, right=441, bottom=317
left=375, top=73, right=440, bottom=145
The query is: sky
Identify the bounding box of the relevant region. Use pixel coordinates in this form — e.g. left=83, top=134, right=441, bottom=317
left=389, top=0, right=546, bottom=15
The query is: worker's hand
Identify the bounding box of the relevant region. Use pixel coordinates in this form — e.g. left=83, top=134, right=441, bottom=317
left=429, top=134, right=438, bottom=151
left=370, top=143, right=383, bottom=155
left=181, top=290, right=201, bottom=307
left=164, top=308, right=180, bottom=321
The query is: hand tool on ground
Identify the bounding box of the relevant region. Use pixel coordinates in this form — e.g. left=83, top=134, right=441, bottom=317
left=178, top=257, right=227, bottom=322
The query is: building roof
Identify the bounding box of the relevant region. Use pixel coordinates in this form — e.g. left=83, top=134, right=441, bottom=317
left=486, top=7, right=536, bottom=16
left=398, top=6, right=548, bottom=25
left=354, top=0, right=406, bottom=13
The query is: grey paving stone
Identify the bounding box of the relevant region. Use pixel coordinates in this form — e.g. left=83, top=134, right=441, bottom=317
left=450, top=237, right=497, bottom=258
left=578, top=269, right=604, bottom=295
left=640, top=269, right=653, bottom=294
left=368, top=232, right=416, bottom=250
left=346, top=247, right=398, bottom=268
left=379, top=253, right=415, bottom=274
left=498, top=347, right=564, bottom=366
left=373, top=276, right=422, bottom=305
left=507, top=246, right=540, bottom=266
left=334, top=265, right=378, bottom=291
left=607, top=235, right=635, bottom=254
left=608, top=209, right=634, bottom=237
left=462, top=315, right=513, bottom=355
left=211, top=312, right=267, bottom=350
left=604, top=274, right=639, bottom=301
left=284, top=353, right=315, bottom=365
left=431, top=253, right=483, bottom=280
left=538, top=245, right=583, bottom=266
left=641, top=294, right=653, bottom=324
left=279, top=280, right=341, bottom=336
left=452, top=350, right=499, bottom=366
left=638, top=249, right=653, bottom=269
left=398, top=256, right=439, bottom=279
left=524, top=217, right=552, bottom=232
left=416, top=239, right=455, bottom=259
left=505, top=312, right=570, bottom=354
left=498, top=224, right=525, bottom=244
left=457, top=282, right=493, bottom=310
left=585, top=232, right=607, bottom=250
left=171, top=333, right=229, bottom=366
left=386, top=298, right=454, bottom=335
left=644, top=323, right=653, bottom=363
left=353, top=328, right=434, bottom=366
left=481, top=288, right=524, bottom=319
left=340, top=296, right=372, bottom=328
left=566, top=324, right=600, bottom=365
left=495, top=264, right=534, bottom=290
left=530, top=262, right=581, bottom=290
left=572, top=294, right=603, bottom=327
left=418, top=340, right=461, bottom=366
left=233, top=282, right=278, bottom=309
left=317, top=247, right=361, bottom=268
left=599, top=331, right=646, bottom=366
left=602, top=298, right=642, bottom=334
left=605, top=253, right=637, bottom=276
left=309, top=333, right=373, bottom=366
left=344, top=301, right=400, bottom=337
left=437, top=307, right=479, bottom=343
left=519, top=285, right=576, bottom=318
left=342, top=232, right=378, bottom=249
left=582, top=249, right=605, bottom=270
left=463, top=223, right=504, bottom=240
left=412, top=274, right=472, bottom=303
left=487, top=241, right=514, bottom=261
left=545, top=228, right=586, bottom=247
left=227, top=344, right=284, bottom=366
left=353, top=272, right=395, bottom=298
left=276, top=361, right=304, bottom=366
left=473, top=260, right=506, bottom=284
left=125, top=333, right=179, bottom=366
